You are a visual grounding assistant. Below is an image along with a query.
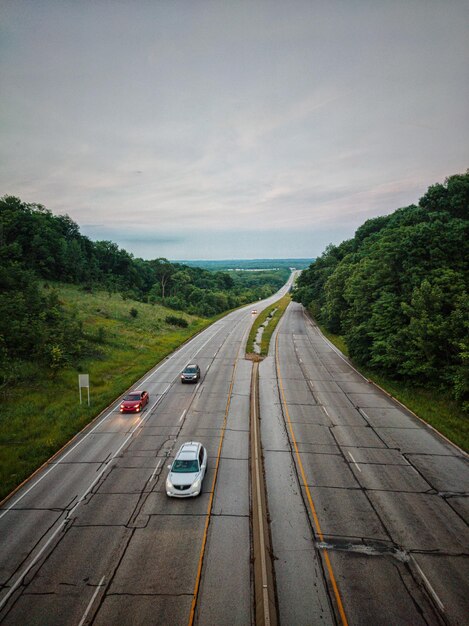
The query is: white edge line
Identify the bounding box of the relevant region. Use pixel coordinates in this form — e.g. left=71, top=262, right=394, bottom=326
left=411, top=558, right=445, bottom=612
left=1, top=389, right=165, bottom=518
left=0, top=391, right=167, bottom=610
left=348, top=451, right=362, bottom=472
left=302, top=308, right=468, bottom=459
left=0, top=406, right=117, bottom=518
left=179, top=409, right=187, bottom=422
left=77, top=575, right=106, bottom=626
left=2, top=311, right=229, bottom=515
left=147, top=398, right=160, bottom=413
left=152, top=384, right=170, bottom=399
left=0, top=519, right=67, bottom=610
left=0, top=293, right=283, bottom=607
left=70, top=402, right=157, bottom=516
left=137, top=324, right=221, bottom=386
left=359, top=409, right=370, bottom=421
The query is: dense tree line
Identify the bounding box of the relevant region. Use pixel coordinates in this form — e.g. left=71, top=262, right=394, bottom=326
left=0, top=195, right=286, bottom=315
left=293, top=172, right=469, bottom=408
left=0, top=195, right=287, bottom=379
left=0, top=258, right=84, bottom=380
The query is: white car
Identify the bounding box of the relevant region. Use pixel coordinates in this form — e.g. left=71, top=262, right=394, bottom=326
left=166, top=442, right=207, bottom=497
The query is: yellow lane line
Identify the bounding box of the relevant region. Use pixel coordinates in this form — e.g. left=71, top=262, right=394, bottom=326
left=275, top=329, right=349, bottom=626
left=188, top=337, right=244, bottom=626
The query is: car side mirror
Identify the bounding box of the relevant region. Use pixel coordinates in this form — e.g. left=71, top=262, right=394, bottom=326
left=167, top=465, right=171, bottom=470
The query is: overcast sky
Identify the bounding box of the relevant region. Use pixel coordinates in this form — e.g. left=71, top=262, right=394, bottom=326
left=1, top=1, right=468, bottom=260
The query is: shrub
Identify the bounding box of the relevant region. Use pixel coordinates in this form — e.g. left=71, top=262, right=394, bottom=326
left=165, top=315, right=188, bottom=328
left=130, top=307, right=138, bottom=318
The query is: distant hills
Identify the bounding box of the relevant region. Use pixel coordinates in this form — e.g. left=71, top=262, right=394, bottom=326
left=178, top=258, right=315, bottom=271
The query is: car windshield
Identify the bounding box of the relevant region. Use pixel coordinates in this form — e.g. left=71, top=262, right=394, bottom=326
left=172, top=459, right=199, bottom=473
left=124, top=394, right=140, bottom=401
left=184, top=367, right=197, bottom=373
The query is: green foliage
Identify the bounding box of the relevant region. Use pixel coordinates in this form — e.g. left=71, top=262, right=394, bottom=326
left=180, top=259, right=313, bottom=271
left=0, top=195, right=289, bottom=320
left=165, top=315, right=188, bottom=328
left=0, top=284, right=213, bottom=500
left=419, top=172, right=469, bottom=219
left=48, top=344, right=65, bottom=378
left=293, top=171, right=469, bottom=408
left=96, top=326, right=107, bottom=343
left=259, top=296, right=291, bottom=356
left=317, top=321, right=468, bottom=451
left=0, top=258, right=84, bottom=385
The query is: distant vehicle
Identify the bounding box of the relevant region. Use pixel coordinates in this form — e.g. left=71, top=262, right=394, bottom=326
left=251, top=309, right=258, bottom=315
left=119, top=390, right=149, bottom=413
left=166, top=442, right=207, bottom=497
left=180, top=363, right=200, bottom=383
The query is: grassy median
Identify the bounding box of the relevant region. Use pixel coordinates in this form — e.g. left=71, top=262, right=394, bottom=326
left=246, top=295, right=291, bottom=357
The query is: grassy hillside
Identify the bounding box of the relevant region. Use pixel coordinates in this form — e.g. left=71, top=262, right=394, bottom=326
left=0, top=284, right=213, bottom=500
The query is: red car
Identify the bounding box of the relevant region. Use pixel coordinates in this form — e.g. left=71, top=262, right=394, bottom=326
left=119, top=390, right=149, bottom=413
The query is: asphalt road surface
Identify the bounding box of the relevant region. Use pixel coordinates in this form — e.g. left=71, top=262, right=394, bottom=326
left=261, top=302, right=468, bottom=626
left=1, top=284, right=468, bottom=626
left=0, top=276, right=293, bottom=626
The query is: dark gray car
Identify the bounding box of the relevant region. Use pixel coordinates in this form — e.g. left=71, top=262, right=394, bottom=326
left=180, top=363, right=200, bottom=383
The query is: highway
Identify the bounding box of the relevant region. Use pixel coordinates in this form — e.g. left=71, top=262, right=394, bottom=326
left=261, top=302, right=469, bottom=626
left=0, top=277, right=292, bottom=626
left=1, top=279, right=468, bottom=625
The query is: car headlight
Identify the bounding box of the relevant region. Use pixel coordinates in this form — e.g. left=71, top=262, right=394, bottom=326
left=191, top=478, right=201, bottom=490
left=166, top=476, right=173, bottom=489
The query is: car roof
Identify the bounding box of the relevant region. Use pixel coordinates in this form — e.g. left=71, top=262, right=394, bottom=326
left=130, top=389, right=145, bottom=393
left=184, top=364, right=198, bottom=369
left=176, top=442, right=201, bottom=459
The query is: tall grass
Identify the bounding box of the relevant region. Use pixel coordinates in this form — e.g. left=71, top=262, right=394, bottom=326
left=0, top=284, right=214, bottom=501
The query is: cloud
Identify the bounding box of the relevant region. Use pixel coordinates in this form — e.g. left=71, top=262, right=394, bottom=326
left=1, top=1, right=468, bottom=259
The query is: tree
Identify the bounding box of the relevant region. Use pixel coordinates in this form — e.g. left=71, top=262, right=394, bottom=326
left=150, top=258, right=175, bottom=305
left=419, top=171, right=469, bottom=219
left=293, top=170, right=469, bottom=405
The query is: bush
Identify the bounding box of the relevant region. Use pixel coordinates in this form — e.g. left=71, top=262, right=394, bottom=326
left=130, top=307, right=138, bottom=318
left=165, top=315, right=188, bottom=328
